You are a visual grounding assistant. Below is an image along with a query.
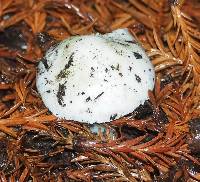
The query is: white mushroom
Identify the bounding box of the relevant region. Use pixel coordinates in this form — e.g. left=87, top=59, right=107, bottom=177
left=36, top=28, right=155, bottom=124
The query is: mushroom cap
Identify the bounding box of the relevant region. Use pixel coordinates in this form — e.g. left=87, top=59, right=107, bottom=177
left=36, top=28, right=155, bottom=123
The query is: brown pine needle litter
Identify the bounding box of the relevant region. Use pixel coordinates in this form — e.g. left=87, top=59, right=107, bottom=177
left=0, top=0, right=200, bottom=181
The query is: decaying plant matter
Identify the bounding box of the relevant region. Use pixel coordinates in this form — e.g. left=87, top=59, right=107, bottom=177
left=0, top=0, right=200, bottom=181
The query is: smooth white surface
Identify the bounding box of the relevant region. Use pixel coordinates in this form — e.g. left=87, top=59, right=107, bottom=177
left=36, top=29, right=155, bottom=123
